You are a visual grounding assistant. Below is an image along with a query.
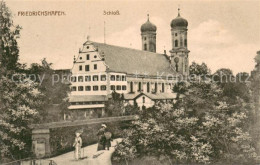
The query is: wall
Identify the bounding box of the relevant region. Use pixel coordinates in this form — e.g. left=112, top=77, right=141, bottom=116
left=135, top=95, right=154, bottom=109
left=48, top=120, right=131, bottom=157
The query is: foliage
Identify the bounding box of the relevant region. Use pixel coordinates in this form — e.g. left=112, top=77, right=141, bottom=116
left=0, top=1, right=22, bottom=74
left=189, top=62, right=211, bottom=76
left=23, top=62, right=70, bottom=122
left=105, top=91, right=125, bottom=117
left=0, top=76, right=43, bottom=161
left=112, top=63, right=258, bottom=164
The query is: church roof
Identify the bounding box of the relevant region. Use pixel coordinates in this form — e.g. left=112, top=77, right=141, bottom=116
left=124, top=92, right=179, bottom=100
left=92, top=42, right=177, bottom=77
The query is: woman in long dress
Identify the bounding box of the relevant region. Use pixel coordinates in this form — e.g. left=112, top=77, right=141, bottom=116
left=97, top=124, right=106, bottom=151
left=73, top=131, right=82, bottom=160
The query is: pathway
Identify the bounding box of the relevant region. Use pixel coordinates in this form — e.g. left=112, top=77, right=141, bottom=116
left=46, top=139, right=122, bottom=165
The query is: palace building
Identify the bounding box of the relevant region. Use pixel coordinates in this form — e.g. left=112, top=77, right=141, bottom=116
left=68, top=10, right=190, bottom=117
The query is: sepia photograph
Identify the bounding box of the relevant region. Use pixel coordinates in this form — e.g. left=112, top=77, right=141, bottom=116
left=0, top=0, right=260, bottom=164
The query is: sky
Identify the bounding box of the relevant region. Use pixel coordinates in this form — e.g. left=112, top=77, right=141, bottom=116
left=5, top=0, right=260, bottom=74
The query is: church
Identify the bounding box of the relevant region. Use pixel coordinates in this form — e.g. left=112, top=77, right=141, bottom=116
left=68, top=9, right=190, bottom=117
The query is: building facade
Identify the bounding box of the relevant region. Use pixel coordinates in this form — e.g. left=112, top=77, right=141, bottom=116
left=68, top=10, right=189, bottom=117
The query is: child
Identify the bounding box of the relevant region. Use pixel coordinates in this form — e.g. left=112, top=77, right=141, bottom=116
left=73, top=130, right=82, bottom=160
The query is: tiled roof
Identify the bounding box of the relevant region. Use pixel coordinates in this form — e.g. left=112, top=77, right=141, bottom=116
left=69, top=95, right=108, bottom=102
left=92, top=42, right=177, bottom=76
left=124, top=92, right=177, bottom=100
left=124, top=93, right=140, bottom=100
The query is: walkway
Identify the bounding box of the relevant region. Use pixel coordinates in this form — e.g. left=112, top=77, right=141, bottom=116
left=46, top=139, right=121, bottom=165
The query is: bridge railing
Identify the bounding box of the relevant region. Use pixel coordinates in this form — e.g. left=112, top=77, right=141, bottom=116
left=1, top=158, right=57, bottom=165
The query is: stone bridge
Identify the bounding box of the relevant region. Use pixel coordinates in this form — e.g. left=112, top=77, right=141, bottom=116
left=30, top=116, right=135, bottom=159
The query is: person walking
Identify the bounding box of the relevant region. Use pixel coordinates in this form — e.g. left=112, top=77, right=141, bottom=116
left=73, top=130, right=83, bottom=160
left=97, top=124, right=106, bottom=151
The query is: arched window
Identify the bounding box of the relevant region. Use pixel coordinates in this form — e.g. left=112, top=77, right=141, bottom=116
left=162, top=83, right=165, bottom=93
left=175, top=40, right=178, bottom=47
left=144, top=43, right=147, bottom=50
left=184, top=39, right=187, bottom=47
left=143, top=96, right=145, bottom=103
left=155, top=83, right=158, bottom=93
left=130, top=82, right=133, bottom=93
left=138, top=82, right=142, bottom=92
left=147, top=82, right=150, bottom=93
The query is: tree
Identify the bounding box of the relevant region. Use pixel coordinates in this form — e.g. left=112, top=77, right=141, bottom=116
left=0, top=1, right=22, bottom=74
left=113, top=63, right=258, bottom=164
left=105, top=91, right=124, bottom=117
left=24, top=61, right=70, bottom=122
left=0, top=77, right=43, bottom=161
left=0, top=1, right=45, bottom=162
left=189, top=62, right=211, bottom=76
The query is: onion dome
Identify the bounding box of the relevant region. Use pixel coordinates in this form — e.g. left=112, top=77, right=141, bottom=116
left=141, top=14, right=157, bottom=32
left=170, top=8, right=188, bottom=28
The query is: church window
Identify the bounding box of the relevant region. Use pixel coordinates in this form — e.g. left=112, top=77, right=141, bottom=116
left=144, top=37, right=146, bottom=41
left=85, top=75, right=91, bottom=81
left=86, top=54, right=90, bottom=60
left=85, top=65, right=89, bottom=71
left=101, top=85, right=107, bottom=91
left=175, top=33, right=177, bottom=36
left=144, top=43, right=147, bottom=50
left=143, top=97, right=145, bottom=103
left=175, top=40, right=178, bottom=47
left=93, top=75, right=99, bottom=81
left=184, top=39, right=187, bottom=47
left=79, top=65, right=82, bottom=71
left=130, top=82, right=133, bottom=93
left=122, top=85, right=127, bottom=90
left=175, top=63, right=179, bottom=72
left=78, top=76, right=83, bottom=82
left=138, top=82, right=142, bottom=92
left=101, top=75, right=106, bottom=81
left=110, top=75, right=115, bottom=81
left=78, top=86, right=84, bottom=91
left=155, top=83, right=158, bottom=93
left=93, top=86, right=99, bottom=91
left=116, top=85, right=121, bottom=90
left=85, top=86, right=91, bottom=91
left=162, top=83, right=165, bottom=93
left=94, top=64, right=97, bottom=70
left=147, top=82, right=150, bottom=92
left=110, top=85, right=115, bottom=90
left=94, top=55, right=97, bottom=58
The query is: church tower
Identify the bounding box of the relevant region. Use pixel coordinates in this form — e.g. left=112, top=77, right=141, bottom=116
left=169, top=8, right=190, bottom=75
left=141, top=14, right=157, bottom=52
